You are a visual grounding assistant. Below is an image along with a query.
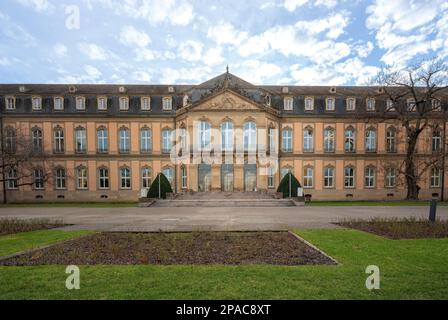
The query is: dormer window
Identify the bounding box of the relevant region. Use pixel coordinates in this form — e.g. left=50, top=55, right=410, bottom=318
left=326, top=97, right=335, bottom=111
left=265, top=95, right=271, bottom=106
left=32, top=96, right=42, bottom=110
left=119, top=97, right=129, bottom=111
left=163, top=97, right=172, bottom=110
left=5, top=96, right=16, bottom=110
left=183, top=94, right=189, bottom=107
left=141, top=97, right=151, bottom=110
left=76, top=96, right=85, bottom=110
left=97, top=96, right=107, bottom=110
left=54, top=97, right=64, bottom=110
left=366, top=98, right=375, bottom=112
left=284, top=97, right=293, bottom=111
left=386, top=99, right=395, bottom=112
left=305, top=97, right=314, bottom=111
left=346, top=97, right=356, bottom=111
left=432, top=99, right=442, bottom=112
left=407, top=98, right=416, bottom=112
left=282, top=87, right=289, bottom=94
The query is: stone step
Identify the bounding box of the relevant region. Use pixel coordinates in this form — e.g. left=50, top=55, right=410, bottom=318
left=150, top=199, right=298, bottom=207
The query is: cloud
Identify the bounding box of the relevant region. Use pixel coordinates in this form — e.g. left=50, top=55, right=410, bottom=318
left=57, top=65, right=103, bottom=83
left=283, top=0, right=338, bottom=11
left=160, top=66, right=213, bottom=83
left=15, top=0, right=55, bottom=13
left=236, top=60, right=283, bottom=84
left=207, top=22, right=248, bottom=45
left=133, top=71, right=151, bottom=82
left=203, top=47, right=224, bottom=65
left=54, top=43, right=68, bottom=57
left=0, top=12, right=36, bottom=46
left=178, top=40, right=203, bottom=62
left=78, top=43, right=112, bottom=60
left=136, top=48, right=155, bottom=61
left=119, top=25, right=151, bottom=48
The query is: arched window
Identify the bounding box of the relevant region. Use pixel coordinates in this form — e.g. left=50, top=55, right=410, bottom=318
left=141, top=167, right=152, bottom=189
left=98, top=167, right=109, bottom=189
left=76, top=166, right=88, bottom=190
left=324, top=127, right=335, bottom=152
left=364, top=166, right=376, bottom=188
left=54, top=167, right=66, bottom=189
left=303, top=127, right=314, bottom=152
left=244, top=121, right=257, bottom=151
left=97, top=127, right=108, bottom=153
left=119, top=127, right=130, bottom=153
left=5, top=127, right=17, bottom=153
left=33, top=168, right=44, bottom=190
left=430, top=167, right=441, bottom=188
left=162, top=167, right=173, bottom=185
left=181, top=165, right=187, bottom=189
left=432, top=130, right=442, bottom=152
left=162, top=129, right=172, bottom=153
left=303, top=166, right=314, bottom=188
left=385, top=167, right=396, bottom=188
left=75, top=127, right=87, bottom=153
left=344, top=127, right=355, bottom=153
left=221, top=121, right=234, bottom=151
left=140, top=127, right=152, bottom=153
left=344, top=166, right=355, bottom=188
left=324, top=166, right=334, bottom=188
left=282, top=128, right=292, bottom=152
left=386, top=127, right=397, bottom=153
left=198, top=121, right=211, bottom=150
left=6, top=168, right=18, bottom=190
left=120, top=167, right=131, bottom=189
left=32, top=127, right=43, bottom=153
left=365, top=127, right=376, bottom=152
left=53, top=127, right=65, bottom=153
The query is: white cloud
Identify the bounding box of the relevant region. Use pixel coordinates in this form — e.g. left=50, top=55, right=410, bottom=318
left=0, top=12, right=36, bottom=46
left=283, top=0, right=338, bottom=11
left=178, top=40, right=203, bottom=62
left=54, top=43, right=68, bottom=57
left=237, top=60, right=282, bottom=84
left=133, top=71, right=151, bottom=82
left=203, top=47, right=224, bottom=65
left=160, top=66, right=213, bottom=84
left=207, top=22, right=248, bottom=45
left=15, top=0, right=55, bottom=13
left=0, top=56, right=11, bottom=66
left=57, top=65, right=104, bottom=83
left=119, top=25, right=151, bottom=48
left=136, top=48, right=155, bottom=61
left=78, top=43, right=111, bottom=60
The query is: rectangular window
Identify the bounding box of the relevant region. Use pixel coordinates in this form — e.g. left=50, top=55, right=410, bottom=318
left=162, top=168, right=173, bottom=185
left=120, top=168, right=131, bottom=189
left=55, top=168, right=66, bottom=189
left=303, top=167, right=314, bottom=188
left=75, top=128, right=87, bottom=153
left=140, top=129, right=152, bottom=153
left=386, top=99, right=395, bottom=112
left=364, top=167, right=376, bottom=188
left=386, top=129, right=397, bottom=153
left=385, top=168, right=396, bottom=188
left=76, top=167, right=88, bottom=190
left=5, top=96, right=15, bottom=110
left=267, top=167, right=275, bottom=188
left=407, top=99, right=416, bottom=112
left=365, top=129, right=376, bottom=152
left=32, top=96, right=42, bottom=110
left=76, top=96, right=86, bottom=110
left=181, top=166, right=187, bottom=189
left=304, top=97, right=314, bottom=111
left=54, top=129, right=65, bottom=153
left=97, top=97, right=107, bottom=110
left=97, top=128, right=108, bottom=153
left=346, top=98, right=356, bottom=111
left=163, top=97, right=172, bottom=110
left=282, top=129, right=292, bottom=152
left=324, top=167, right=334, bottom=188
left=54, top=97, right=64, bottom=110
left=326, top=98, right=335, bottom=111
left=141, top=168, right=152, bottom=189
left=432, top=99, right=442, bottom=112
left=432, top=131, right=442, bottom=152
left=119, top=129, right=130, bottom=153
left=431, top=167, right=441, bottom=188
left=6, top=169, right=18, bottom=189
left=33, top=169, right=44, bottom=189
left=284, top=97, right=293, bottom=111
left=366, top=98, right=375, bottom=111
left=119, top=97, right=129, bottom=111
left=162, top=129, right=172, bottom=153
left=303, top=128, right=314, bottom=152
left=99, top=168, right=109, bottom=189
left=344, top=167, right=355, bottom=188
left=141, top=97, right=151, bottom=110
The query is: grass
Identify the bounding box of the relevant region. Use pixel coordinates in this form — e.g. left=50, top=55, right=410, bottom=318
left=337, top=217, right=448, bottom=239
left=0, top=202, right=137, bottom=208
left=307, top=200, right=448, bottom=206
left=0, top=228, right=447, bottom=299
left=0, top=218, right=66, bottom=235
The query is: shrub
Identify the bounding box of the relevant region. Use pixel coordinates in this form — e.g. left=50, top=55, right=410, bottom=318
left=147, top=173, right=173, bottom=199
left=277, top=172, right=302, bottom=198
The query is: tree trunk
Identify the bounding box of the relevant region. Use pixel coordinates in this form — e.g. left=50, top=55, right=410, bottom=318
left=405, top=131, right=420, bottom=200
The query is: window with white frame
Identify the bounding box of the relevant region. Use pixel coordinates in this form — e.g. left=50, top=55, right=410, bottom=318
left=33, top=168, right=44, bottom=189
left=97, top=97, right=107, bottom=110
left=53, top=127, right=65, bottom=153
left=303, top=127, right=314, bottom=152
left=98, top=167, right=109, bottom=189
left=6, top=96, right=16, bottom=110
left=326, top=97, right=335, bottom=111
left=432, top=130, right=442, bottom=152
left=284, top=97, right=293, bottom=111
left=366, top=98, right=375, bottom=111
left=119, top=97, right=129, bottom=111
left=385, top=167, right=396, bottom=188
left=430, top=167, right=441, bottom=188
left=76, top=96, right=85, bottom=110
left=55, top=168, right=66, bottom=189
left=163, top=97, right=172, bottom=110
left=386, top=99, right=395, bottom=112
left=181, top=166, right=187, bottom=189
left=141, top=167, right=152, bottom=189
left=304, top=97, right=314, bottom=111
left=6, top=168, right=18, bottom=189
left=407, top=98, right=416, bottom=112
left=75, top=127, right=87, bottom=153
left=324, top=127, right=335, bottom=152
left=346, top=98, right=356, bottom=111
left=5, top=127, right=16, bottom=153
left=324, top=166, right=334, bottom=188
left=386, top=127, right=397, bottom=153
left=32, top=96, right=42, bottom=110
left=32, top=128, right=43, bottom=153
left=179, top=127, right=187, bottom=151
left=140, top=128, right=152, bottom=153
left=432, top=99, right=442, bottom=111
left=244, top=121, right=257, bottom=151
left=344, top=166, right=355, bottom=188
left=54, top=97, right=64, bottom=110
left=162, top=129, right=172, bottom=153
left=141, top=97, right=151, bottom=110
left=162, top=167, right=173, bottom=185
left=303, top=167, right=314, bottom=188
left=364, top=166, right=376, bottom=188
left=282, top=128, right=292, bottom=152
left=268, top=127, right=276, bottom=153
left=221, top=121, right=234, bottom=152
left=267, top=166, right=275, bottom=188
left=365, top=128, right=376, bottom=152
left=199, top=121, right=211, bottom=150
left=76, top=166, right=88, bottom=190
left=97, top=127, right=108, bottom=153
left=120, top=167, right=131, bottom=189
left=119, top=128, right=130, bottom=153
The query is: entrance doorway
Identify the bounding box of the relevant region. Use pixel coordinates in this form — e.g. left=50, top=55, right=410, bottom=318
left=244, top=163, right=257, bottom=191
left=198, top=164, right=212, bottom=192
left=221, top=164, right=234, bottom=192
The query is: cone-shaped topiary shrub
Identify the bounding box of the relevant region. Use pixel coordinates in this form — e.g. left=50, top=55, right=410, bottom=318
left=147, top=173, right=173, bottom=199
left=277, top=171, right=302, bottom=198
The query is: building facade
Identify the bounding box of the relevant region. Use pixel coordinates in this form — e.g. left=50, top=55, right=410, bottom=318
left=0, top=71, right=447, bottom=202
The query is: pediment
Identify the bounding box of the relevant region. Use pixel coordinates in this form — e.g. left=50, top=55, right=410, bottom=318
left=190, top=90, right=263, bottom=111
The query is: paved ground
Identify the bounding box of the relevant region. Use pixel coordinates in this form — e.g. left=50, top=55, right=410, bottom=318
left=0, top=205, right=447, bottom=231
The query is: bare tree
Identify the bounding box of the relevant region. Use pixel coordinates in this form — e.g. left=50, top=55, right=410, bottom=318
left=370, top=58, right=448, bottom=200
left=0, top=126, right=54, bottom=204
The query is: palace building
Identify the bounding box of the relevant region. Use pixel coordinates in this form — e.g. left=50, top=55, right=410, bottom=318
left=0, top=70, right=447, bottom=202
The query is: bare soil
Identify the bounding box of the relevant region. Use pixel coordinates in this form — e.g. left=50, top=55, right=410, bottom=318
left=0, top=231, right=336, bottom=266
left=0, top=218, right=66, bottom=235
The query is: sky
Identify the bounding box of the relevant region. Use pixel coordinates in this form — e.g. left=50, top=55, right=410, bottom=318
left=0, top=0, right=447, bottom=85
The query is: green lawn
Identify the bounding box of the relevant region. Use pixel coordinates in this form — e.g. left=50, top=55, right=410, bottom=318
left=0, top=202, right=137, bottom=208
left=308, top=200, right=448, bottom=206
left=0, top=228, right=447, bottom=299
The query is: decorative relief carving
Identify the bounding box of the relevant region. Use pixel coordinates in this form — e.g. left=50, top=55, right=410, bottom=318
left=194, top=92, right=260, bottom=111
